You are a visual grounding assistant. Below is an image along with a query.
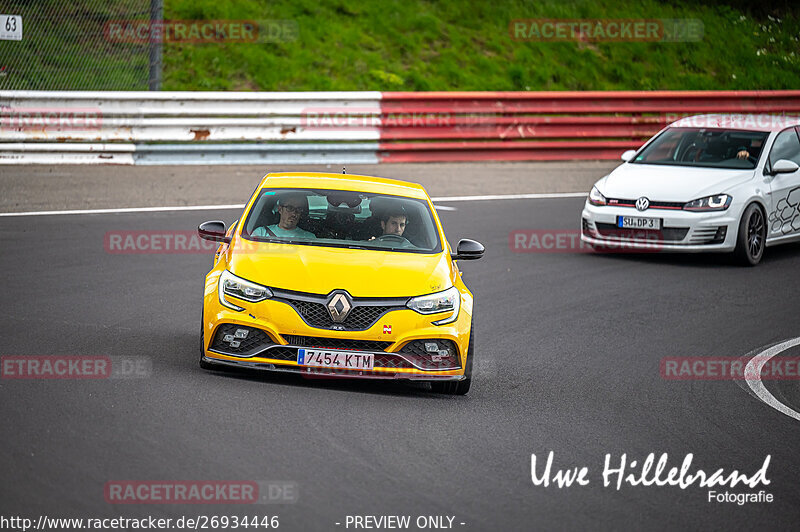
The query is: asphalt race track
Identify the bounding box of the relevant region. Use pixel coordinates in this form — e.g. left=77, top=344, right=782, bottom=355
left=2, top=178, right=800, bottom=529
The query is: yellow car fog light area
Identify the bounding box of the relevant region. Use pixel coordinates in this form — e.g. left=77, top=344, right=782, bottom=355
left=221, top=328, right=250, bottom=349
left=218, top=270, right=273, bottom=311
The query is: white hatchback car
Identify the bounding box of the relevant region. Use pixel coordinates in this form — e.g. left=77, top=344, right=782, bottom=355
left=581, top=114, right=800, bottom=265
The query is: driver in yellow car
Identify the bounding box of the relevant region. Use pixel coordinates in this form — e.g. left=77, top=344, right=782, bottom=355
left=380, top=210, right=408, bottom=236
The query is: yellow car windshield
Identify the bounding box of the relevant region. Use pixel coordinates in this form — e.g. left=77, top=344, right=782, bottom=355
left=241, top=188, right=442, bottom=254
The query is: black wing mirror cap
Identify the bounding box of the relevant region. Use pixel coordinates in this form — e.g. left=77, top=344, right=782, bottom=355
left=451, top=238, right=484, bottom=260
left=198, top=220, right=231, bottom=244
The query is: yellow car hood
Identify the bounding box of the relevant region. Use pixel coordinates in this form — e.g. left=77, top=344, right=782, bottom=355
left=227, top=241, right=453, bottom=298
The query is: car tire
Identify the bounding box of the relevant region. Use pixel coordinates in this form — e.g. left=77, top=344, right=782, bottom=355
left=733, top=203, right=766, bottom=266
left=430, top=321, right=474, bottom=395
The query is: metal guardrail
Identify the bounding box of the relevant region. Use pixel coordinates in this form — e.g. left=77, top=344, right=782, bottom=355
left=377, top=91, right=800, bottom=162
left=0, top=142, right=135, bottom=165
left=134, top=143, right=380, bottom=165
left=0, top=91, right=380, bottom=163
left=1, top=90, right=799, bottom=164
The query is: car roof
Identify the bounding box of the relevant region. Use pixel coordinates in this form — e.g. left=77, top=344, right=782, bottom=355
left=257, top=172, right=429, bottom=199
left=668, top=114, right=800, bottom=133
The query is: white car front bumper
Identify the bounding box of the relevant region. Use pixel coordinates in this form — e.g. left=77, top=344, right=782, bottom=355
left=580, top=202, right=739, bottom=253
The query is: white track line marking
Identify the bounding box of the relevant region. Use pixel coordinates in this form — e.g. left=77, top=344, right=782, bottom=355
left=0, top=192, right=586, bottom=217
left=432, top=192, right=587, bottom=202
left=0, top=204, right=247, bottom=217
left=744, top=336, right=800, bottom=422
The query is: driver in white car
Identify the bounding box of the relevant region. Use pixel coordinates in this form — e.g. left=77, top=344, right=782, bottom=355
left=736, top=138, right=762, bottom=161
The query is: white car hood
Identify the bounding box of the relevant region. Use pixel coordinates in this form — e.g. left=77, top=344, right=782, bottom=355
left=598, top=163, right=755, bottom=202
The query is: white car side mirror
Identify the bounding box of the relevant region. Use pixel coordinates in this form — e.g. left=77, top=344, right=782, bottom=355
left=772, top=159, right=800, bottom=175
left=621, top=150, right=637, bottom=162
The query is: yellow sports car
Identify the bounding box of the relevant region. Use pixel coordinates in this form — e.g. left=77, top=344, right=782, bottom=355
left=197, top=172, right=484, bottom=394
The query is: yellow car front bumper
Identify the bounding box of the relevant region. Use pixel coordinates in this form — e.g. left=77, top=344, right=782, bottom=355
left=202, top=279, right=473, bottom=380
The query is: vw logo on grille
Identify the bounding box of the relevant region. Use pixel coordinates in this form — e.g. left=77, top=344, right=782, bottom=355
left=327, top=292, right=352, bottom=323
left=635, top=197, right=650, bottom=211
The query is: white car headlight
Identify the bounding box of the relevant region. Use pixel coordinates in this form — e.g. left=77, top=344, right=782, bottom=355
left=407, top=286, right=461, bottom=325
left=588, top=186, right=607, bottom=206
left=683, top=194, right=732, bottom=212
left=218, top=270, right=273, bottom=311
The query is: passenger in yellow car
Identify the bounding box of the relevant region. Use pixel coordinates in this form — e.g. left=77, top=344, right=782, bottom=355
left=253, top=193, right=316, bottom=239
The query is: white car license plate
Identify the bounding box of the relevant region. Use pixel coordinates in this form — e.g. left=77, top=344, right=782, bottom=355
left=297, top=349, right=374, bottom=370
left=617, top=216, right=661, bottom=230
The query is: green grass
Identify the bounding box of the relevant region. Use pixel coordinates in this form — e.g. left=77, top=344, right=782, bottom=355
left=162, top=0, right=800, bottom=91
left=0, top=0, right=797, bottom=91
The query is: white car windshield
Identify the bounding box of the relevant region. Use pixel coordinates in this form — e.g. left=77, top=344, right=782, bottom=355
left=631, top=127, right=769, bottom=169
left=241, top=188, right=442, bottom=254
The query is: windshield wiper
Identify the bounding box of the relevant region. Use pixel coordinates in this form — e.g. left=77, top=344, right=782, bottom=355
left=250, top=237, right=307, bottom=245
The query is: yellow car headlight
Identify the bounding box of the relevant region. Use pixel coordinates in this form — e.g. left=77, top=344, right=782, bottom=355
left=407, top=286, right=460, bottom=325
left=218, top=270, right=273, bottom=311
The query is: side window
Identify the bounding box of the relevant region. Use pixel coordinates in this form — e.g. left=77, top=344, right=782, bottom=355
left=769, top=128, right=800, bottom=167
left=244, top=193, right=275, bottom=234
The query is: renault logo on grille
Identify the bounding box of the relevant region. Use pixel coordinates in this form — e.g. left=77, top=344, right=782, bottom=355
left=635, top=197, right=650, bottom=211
left=327, top=292, right=352, bottom=323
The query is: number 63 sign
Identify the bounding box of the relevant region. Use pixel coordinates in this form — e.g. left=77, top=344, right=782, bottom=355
left=0, top=14, right=22, bottom=41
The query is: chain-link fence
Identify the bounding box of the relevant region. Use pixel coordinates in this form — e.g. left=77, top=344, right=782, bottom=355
left=0, top=0, right=160, bottom=90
